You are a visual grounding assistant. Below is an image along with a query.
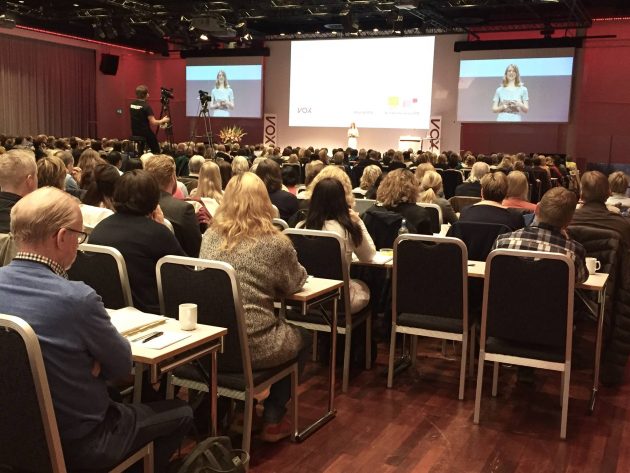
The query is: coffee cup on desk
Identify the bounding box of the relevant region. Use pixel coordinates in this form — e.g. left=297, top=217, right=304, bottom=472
left=179, top=303, right=197, bottom=330
left=586, top=257, right=601, bottom=274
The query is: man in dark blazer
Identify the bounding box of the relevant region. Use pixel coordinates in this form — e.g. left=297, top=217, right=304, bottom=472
left=145, top=155, right=202, bottom=257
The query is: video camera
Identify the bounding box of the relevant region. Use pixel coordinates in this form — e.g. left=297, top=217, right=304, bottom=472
left=199, top=90, right=210, bottom=105
left=160, top=87, right=174, bottom=103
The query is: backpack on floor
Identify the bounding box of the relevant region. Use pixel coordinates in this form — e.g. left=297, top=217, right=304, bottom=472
left=172, top=436, right=248, bottom=473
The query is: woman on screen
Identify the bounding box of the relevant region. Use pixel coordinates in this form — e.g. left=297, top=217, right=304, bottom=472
left=347, top=122, right=359, bottom=149
left=492, top=64, right=529, bottom=122
left=210, top=70, right=234, bottom=117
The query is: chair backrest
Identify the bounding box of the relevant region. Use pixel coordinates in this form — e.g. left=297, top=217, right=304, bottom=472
left=442, top=169, right=464, bottom=199
left=354, top=198, right=377, bottom=216
left=448, top=196, right=481, bottom=213
left=67, top=243, right=133, bottom=309
left=482, top=249, right=574, bottom=352
left=272, top=218, right=289, bottom=231
left=393, top=235, right=468, bottom=324
left=282, top=229, right=350, bottom=311
left=361, top=206, right=404, bottom=250
left=416, top=202, right=442, bottom=232
left=0, top=314, right=66, bottom=472
left=0, top=232, right=17, bottom=267
left=446, top=221, right=511, bottom=261
left=156, top=256, right=251, bottom=376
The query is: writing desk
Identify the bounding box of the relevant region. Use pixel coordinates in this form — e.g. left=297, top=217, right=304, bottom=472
left=468, top=260, right=609, bottom=411
left=120, top=317, right=226, bottom=435
left=282, top=277, right=343, bottom=441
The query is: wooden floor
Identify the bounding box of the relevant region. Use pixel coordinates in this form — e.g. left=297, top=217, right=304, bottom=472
left=240, top=322, right=630, bottom=473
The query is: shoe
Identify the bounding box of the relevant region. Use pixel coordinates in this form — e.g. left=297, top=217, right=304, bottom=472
left=260, top=416, right=292, bottom=443
left=229, top=410, right=263, bottom=435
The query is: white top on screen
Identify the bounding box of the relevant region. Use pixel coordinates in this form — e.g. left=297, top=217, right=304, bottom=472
left=289, top=37, right=435, bottom=129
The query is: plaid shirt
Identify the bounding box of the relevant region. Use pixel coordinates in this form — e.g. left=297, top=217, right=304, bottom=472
left=13, top=252, right=68, bottom=279
left=493, top=222, right=589, bottom=283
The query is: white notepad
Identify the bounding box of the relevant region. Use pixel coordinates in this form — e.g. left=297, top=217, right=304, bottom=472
left=138, top=332, right=191, bottom=350
left=106, top=307, right=167, bottom=336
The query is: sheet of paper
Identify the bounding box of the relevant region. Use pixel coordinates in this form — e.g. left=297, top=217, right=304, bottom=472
left=138, top=331, right=191, bottom=350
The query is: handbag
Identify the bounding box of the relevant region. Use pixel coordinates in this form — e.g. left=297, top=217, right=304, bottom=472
left=172, top=436, right=248, bottom=473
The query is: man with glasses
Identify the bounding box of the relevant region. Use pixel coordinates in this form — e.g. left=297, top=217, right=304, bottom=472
left=0, top=187, right=192, bottom=473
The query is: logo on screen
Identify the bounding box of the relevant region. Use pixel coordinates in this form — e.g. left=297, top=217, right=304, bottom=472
left=297, top=107, right=312, bottom=113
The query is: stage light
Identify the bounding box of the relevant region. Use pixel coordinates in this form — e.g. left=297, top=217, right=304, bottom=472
left=199, top=33, right=208, bottom=40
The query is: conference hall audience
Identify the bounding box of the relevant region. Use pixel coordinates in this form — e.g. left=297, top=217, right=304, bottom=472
left=0, top=149, right=38, bottom=233
left=144, top=154, right=202, bottom=257
left=231, top=155, right=250, bottom=176
left=454, top=161, right=490, bottom=197
left=190, top=160, right=224, bottom=217
left=458, top=172, right=525, bottom=230
left=502, top=170, right=537, bottom=212
left=418, top=170, right=458, bottom=224
left=199, top=172, right=307, bottom=442
left=255, top=158, right=299, bottom=221
left=36, top=155, right=66, bottom=189
left=494, top=186, right=588, bottom=283
left=606, top=171, right=630, bottom=210
left=0, top=187, right=192, bottom=472
left=76, top=148, right=107, bottom=189
left=180, top=155, right=204, bottom=193
left=353, top=164, right=382, bottom=198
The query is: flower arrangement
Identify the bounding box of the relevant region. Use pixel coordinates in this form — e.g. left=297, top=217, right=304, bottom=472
left=218, top=125, right=247, bottom=144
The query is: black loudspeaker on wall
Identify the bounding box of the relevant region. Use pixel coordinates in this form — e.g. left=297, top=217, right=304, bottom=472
left=100, top=54, right=120, bottom=75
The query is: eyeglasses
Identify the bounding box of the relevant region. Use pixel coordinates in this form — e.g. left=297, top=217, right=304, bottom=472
left=64, top=227, right=88, bottom=244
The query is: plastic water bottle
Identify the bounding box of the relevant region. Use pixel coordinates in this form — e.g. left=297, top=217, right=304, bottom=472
left=398, top=218, right=409, bottom=236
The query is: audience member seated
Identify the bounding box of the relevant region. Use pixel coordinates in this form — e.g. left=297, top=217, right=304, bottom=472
left=281, top=164, right=300, bottom=195
left=459, top=172, right=525, bottom=230
left=217, top=159, right=232, bottom=190
left=0, top=149, right=37, bottom=233
left=353, top=164, right=382, bottom=198
left=55, top=150, right=82, bottom=196
left=418, top=170, right=458, bottom=224
left=0, top=187, right=192, bottom=472
left=76, top=148, right=107, bottom=189
left=571, top=171, right=630, bottom=243
left=36, top=155, right=66, bottom=189
left=231, top=155, right=250, bottom=176
left=606, top=171, right=630, bottom=211
left=199, top=172, right=307, bottom=442
left=455, top=161, right=489, bottom=197
left=89, top=170, right=185, bottom=313
left=180, top=155, right=204, bottom=193
left=190, top=160, right=223, bottom=217
left=494, top=187, right=588, bottom=283
left=414, top=162, right=436, bottom=183
left=256, top=158, right=299, bottom=222
left=502, top=170, right=537, bottom=212
left=300, top=178, right=376, bottom=312
left=369, top=168, right=432, bottom=235
left=144, top=154, right=202, bottom=257
left=304, top=164, right=356, bottom=211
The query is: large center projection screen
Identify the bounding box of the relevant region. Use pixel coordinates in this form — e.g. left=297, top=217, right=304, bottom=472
left=289, top=37, right=435, bottom=128
left=457, top=50, right=575, bottom=123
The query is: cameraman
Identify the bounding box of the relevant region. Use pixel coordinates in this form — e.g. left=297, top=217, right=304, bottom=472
left=130, top=85, right=169, bottom=154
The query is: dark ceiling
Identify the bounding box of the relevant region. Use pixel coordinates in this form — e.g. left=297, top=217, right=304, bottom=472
left=1, top=1, right=630, bottom=54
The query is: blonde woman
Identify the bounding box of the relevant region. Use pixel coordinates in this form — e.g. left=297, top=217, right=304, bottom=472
left=210, top=70, right=234, bottom=117
left=199, top=172, right=307, bottom=441
left=414, top=162, right=435, bottom=183
left=418, top=171, right=458, bottom=224
left=191, top=161, right=223, bottom=216
left=231, top=155, right=249, bottom=176
left=306, top=165, right=355, bottom=209
left=492, top=63, right=529, bottom=122
left=353, top=165, right=382, bottom=197
left=502, top=170, right=536, bottom=211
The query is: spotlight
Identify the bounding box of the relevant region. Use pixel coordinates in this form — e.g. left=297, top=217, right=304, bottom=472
left=199, top=33, right=208, bottom=41
left=0, top=13, right=15, bottom=29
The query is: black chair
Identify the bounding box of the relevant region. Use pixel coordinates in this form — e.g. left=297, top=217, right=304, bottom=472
left=283, top=229, right=372, bottom=393
left=473, top=250, right=575, bottom=439
left=448, top=196, right=481, bottom=214
left=0, top=314, right=153, bottom=472
left=387, top=235, right=473, bottom=400
left=416, top=202, right=442, bottom=233
left=156, top=256, right=298, bottom=455
left=446, top=221, right=511, bottom=261
left=68, top=243, right=133, bottom=309
left=442, top=169, right=464, bottom=199
left=362, top=206, right=403, bottom=250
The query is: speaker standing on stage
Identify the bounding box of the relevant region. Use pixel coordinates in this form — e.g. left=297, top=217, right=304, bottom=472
left=210, top=70, right=234, bottom=117
left=347, top=122, right=359, bottom=149
left=130, top=85, right=169, bottom=154
left=492, top=64, right=529, bottom=122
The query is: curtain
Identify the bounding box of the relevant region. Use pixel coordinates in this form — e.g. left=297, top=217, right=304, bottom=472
left=0, top=33, right=96, bottom=137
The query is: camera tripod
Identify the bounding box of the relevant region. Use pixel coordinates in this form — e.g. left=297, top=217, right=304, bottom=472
left=189, top=100, right=214, bottom=147
left=155, top=96, right=175, bottom=150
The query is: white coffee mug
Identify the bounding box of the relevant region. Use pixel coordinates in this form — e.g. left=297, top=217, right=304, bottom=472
left=586, top=257, right=601, bottom=274
left=179, top=303, right=198, bottom=330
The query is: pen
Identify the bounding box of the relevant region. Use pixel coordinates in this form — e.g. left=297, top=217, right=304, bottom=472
left=142, top=331, right=163, bottom=343
left=131, top=331, right=158, bottom=343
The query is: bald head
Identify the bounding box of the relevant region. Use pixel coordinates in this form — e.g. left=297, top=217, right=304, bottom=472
left=0, top=149, right=37, bottom=196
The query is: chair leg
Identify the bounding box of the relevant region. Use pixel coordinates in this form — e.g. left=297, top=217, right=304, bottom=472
left=312, top=331, right=318, bottom=362
left=365, top=314, right=372, bottom=370
left=290, top=366, right=299, bottom=442
left=459, top=334, right=468, bottom=401
left=342, top=326, right=352, bottom=393
left=242, top=392, right=254, bottom=456
left=165, top=373, right=175, bottom=400
left=468, top=326, right=476, bottom=379
left=387, top=325, right=397, bottom=388
left=143, top=443, right=154, bottom=473
left=560, top=364, right=571, bottom=440
left=410, top=335, right=418, bottom=367
left=473, top=350, right=486, bottom=424
left=491, top=362, right=499, bottom=397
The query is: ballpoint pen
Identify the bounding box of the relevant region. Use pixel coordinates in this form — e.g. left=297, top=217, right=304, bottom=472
left=142, top=331, right=163, bottom=343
